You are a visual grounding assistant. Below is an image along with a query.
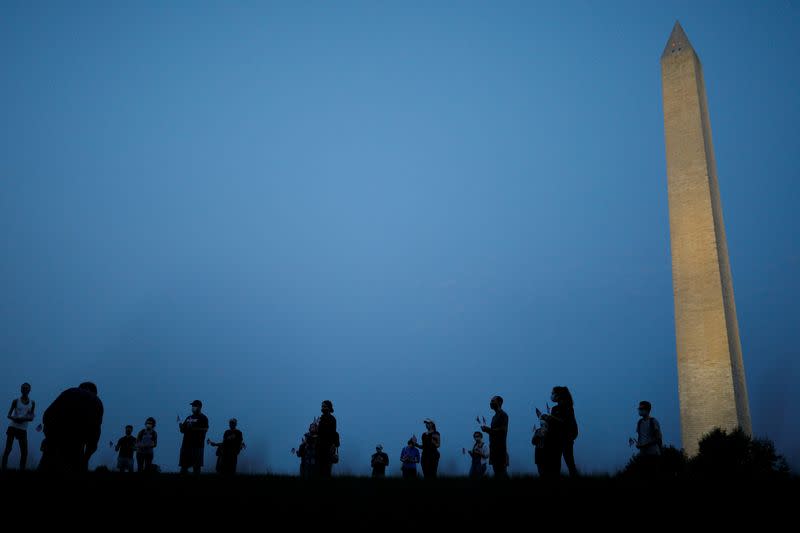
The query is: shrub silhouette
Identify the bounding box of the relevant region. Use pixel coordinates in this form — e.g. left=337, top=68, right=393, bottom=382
left=690, top=427, right=790, bottom=479
left=618, top=428, right=789, bottom=480
left=618, top=444, right=687, bottom=479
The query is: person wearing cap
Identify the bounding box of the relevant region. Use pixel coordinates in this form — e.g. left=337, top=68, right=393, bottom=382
left=400, top=437, right=420, bottom=479
left=370, top=444, right=389, bottom=478
left=207, top=417, right=245, bottom=475
left=480, top=395, right=509, bottom=478
left=414, top=418, right=441, bottom=478
left=136, top=417, right=158, bottom=472
left=315, top=400, right=338, bottom=478
left=178, top=400, right=209, bottom=474
left=630, top=400, right=662, bottom=478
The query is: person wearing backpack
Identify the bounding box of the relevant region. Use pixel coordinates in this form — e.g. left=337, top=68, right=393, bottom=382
left=631, top=400, right=662, bottom=478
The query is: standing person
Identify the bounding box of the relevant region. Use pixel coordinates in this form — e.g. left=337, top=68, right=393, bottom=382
left=38, top=382, right=104, bottom=473
left=539, top=386, right=579, bottom=477
left=178, top=400, right=209, bottom=474
left=370, top=444, right=389, bottom=478
left=629, top=400, right=662, bottom=478
left=113, top=425, right=136, bottom=472
left=315, top=400, right=338, bottom=478
left=400, top=437, right=420, bottom=479
left=481, top=395, right=509, bottom=478
left=532, top=418, right=558, bottom=479
left=464, top=431, right=488, bottom=479
left=3, top=382, right=36, bottom=470
left=136, top=417, right=158, bottom=472
left=207, top=418, right=245, bottom=474
left=414, top=418, right=441, bottom=479
left=293, top=421, right=317, bottom=479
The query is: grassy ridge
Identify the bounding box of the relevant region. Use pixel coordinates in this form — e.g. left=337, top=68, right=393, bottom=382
left=1, top=470, right=797, bottom=524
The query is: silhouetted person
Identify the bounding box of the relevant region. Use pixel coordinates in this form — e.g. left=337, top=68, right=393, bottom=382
left=178, top=400, right=209, bottom=474
left=208, top=418, right=245, bottom=474
left=38, top=382, right=104, bottom=473
left=630, top=400, right=662, bottom=478
left=532, top=418, right=558, bottom=479
left=371, top=444, right=389, bottom=478
left=400, top=437, right=420, bottom=479
left=538, top=386, right=579, bottom=477
left=464, top=431, right=488, bottom=479
left=136, top=417, right=157, bottom=472
left=481, top=395, right=509, bottom=478
left=414, top=418, right=441, bottom=478
left=315, top=400, right=338, bottom=478
left=294, top=421, right=317, bottom=479
left=3, top=382, right=36, bottom=470
left=113, top=425, right=136, bottom=472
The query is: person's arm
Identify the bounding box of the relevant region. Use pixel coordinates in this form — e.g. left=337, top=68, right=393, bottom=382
left=432, top=432, right=441, bottom=449
left=114, top=438, right=121, bottom=452
left=152, top=430, right=158, bottom=449
left=28, top=400, right=35, bottom=421
left=7, top=399, right=17, bottom=422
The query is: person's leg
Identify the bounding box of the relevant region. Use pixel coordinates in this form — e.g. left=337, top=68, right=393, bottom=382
left=1, top=431, right=14, bottom=469
left=179, top=447, right=190, bottom=474
left=319, top=458, right=332, bottom=478
left=421, top=457, right=430, bottom=478
left=563, top=440, right=578, bottom=477
left=431, top=456, right=439, bottom=478
left=18, top=432, right=28, bottom=470
left=548, top=450, right=561, bottom=479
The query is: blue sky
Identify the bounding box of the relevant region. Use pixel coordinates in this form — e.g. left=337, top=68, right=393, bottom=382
left=1, top=1, right=798, bottom=474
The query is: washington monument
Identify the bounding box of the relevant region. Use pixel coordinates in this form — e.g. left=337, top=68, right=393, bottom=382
left=661, top=22, right=752, bottom=455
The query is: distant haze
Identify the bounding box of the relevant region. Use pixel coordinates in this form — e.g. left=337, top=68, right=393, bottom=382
left=1, top=1, right=798, bottom=474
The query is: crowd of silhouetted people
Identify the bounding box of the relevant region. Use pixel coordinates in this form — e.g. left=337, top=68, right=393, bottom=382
left=2, top=381, right=664, bottom=478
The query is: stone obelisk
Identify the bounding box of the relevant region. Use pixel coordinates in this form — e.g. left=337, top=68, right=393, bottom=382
left=661, top=21, right=752, bottom=455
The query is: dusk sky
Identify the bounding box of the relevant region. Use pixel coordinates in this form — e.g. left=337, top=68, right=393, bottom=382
left=1, top=1, right=798, bottom=474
